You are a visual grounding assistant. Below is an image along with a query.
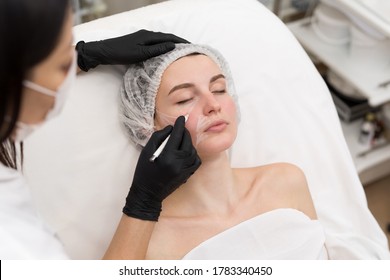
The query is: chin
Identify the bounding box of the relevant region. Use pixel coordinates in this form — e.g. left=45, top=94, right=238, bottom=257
left=195, top=133, right=236, bottom=156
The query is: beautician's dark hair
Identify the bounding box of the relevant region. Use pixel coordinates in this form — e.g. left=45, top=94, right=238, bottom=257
left=0, top=0, right=71, bottom=168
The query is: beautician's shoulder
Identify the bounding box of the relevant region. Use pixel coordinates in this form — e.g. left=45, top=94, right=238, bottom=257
left=0, top=163, right=69, bottom=259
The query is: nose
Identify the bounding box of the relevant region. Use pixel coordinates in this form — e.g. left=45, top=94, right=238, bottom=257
left=202, top=92, right=221, bottom=116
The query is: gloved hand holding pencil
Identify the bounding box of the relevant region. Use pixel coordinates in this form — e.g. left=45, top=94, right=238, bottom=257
left=123, top=116, right=201, bottom=221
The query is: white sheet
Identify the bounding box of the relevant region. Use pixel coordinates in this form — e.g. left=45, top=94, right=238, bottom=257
left=23, top=0, right=389, bottom=259
left=182, top=208, right=328, bottom=260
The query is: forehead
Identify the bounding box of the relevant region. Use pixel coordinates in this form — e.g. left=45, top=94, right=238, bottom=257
left=163, top=54, right=221, bottom=78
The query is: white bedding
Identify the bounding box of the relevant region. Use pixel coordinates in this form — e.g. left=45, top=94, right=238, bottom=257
left=23, top=0, right=389, bottom=259
left=182, top=208, right=328, bottom=260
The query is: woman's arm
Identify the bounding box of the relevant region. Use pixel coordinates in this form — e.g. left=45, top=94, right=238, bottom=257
left=103, top=216, right=155, bottom=259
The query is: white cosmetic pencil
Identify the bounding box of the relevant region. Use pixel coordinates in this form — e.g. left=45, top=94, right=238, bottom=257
left=149, top=115, right=189, bottom=162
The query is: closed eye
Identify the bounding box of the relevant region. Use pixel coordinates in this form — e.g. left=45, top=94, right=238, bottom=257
left=212, top=89, right=226, bottom=94
left=60, top=61, right=72, bottom=73
left=177, top=98, right=194, bottom=104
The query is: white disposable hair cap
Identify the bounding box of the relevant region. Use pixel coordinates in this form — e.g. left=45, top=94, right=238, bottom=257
left=120, top=43, right=239, bottom=147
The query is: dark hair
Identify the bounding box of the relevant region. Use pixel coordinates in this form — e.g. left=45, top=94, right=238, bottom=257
left=0, top=0, right=70, bottom=169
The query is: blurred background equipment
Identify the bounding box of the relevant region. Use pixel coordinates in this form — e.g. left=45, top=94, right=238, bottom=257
left=73, top=0, right=107, bottom=25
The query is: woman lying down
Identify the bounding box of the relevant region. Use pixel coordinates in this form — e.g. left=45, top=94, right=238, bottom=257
left=118, top=43, right=329, bottom=259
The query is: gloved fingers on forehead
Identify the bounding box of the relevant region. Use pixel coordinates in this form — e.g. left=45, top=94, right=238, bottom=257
left=165, top=116, right=185, bottom=150
left=144, top=33, right=190, bottom=45
left=142, top=43, right=175, bottom=60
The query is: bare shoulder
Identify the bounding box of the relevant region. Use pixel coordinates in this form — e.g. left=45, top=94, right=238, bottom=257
left=270, top=162, right=307, bottom=185
left=244, top=162, right=306, bottom=185
left=245, top=163, right=318, bottom=220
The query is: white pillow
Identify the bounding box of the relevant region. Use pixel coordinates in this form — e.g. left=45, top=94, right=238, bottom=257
left=23, top=0, right=389, bottom=259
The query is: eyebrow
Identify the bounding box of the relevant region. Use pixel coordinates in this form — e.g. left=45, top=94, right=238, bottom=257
left=210, top=74, right=225, bottom=83
left=168, top=74, right=226, bottom=95
left=168, top=83, right=194, bottom=95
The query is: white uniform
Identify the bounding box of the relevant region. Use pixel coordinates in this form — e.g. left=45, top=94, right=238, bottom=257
left=0, top=162, right=68, bottom=259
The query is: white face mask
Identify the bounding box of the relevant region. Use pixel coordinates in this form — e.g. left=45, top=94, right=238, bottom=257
left=13, top=52, right=77, bottom=142
left=12, top=122, right=42, bottom=143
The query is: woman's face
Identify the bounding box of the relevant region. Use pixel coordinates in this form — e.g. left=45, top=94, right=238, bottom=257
left=17, top=7, right=74, bottom=125
left=155, top=54, right=238, bottom=156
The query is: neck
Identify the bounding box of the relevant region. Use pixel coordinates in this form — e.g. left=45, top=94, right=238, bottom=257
left=165, top=151, right=240, bottom=216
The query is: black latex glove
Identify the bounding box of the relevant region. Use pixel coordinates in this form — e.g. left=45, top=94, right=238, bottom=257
left=75, top=29, right=189, bottom=72
left=123, top=116, right=201, bottom=221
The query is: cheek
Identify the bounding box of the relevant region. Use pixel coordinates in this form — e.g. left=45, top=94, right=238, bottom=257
left=155, top=113, right=174, bottom=130
left=222, top=97, right=237, bottom=117
left=32, top=61, right=68, bottom=91
left=183, top=97, right=238, bottom=143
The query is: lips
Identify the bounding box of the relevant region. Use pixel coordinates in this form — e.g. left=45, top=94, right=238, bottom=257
left=204, top=120, right=228, bottom=132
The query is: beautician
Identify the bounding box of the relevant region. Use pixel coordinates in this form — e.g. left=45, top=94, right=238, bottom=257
left=0, top=0, right=200, bottom=259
